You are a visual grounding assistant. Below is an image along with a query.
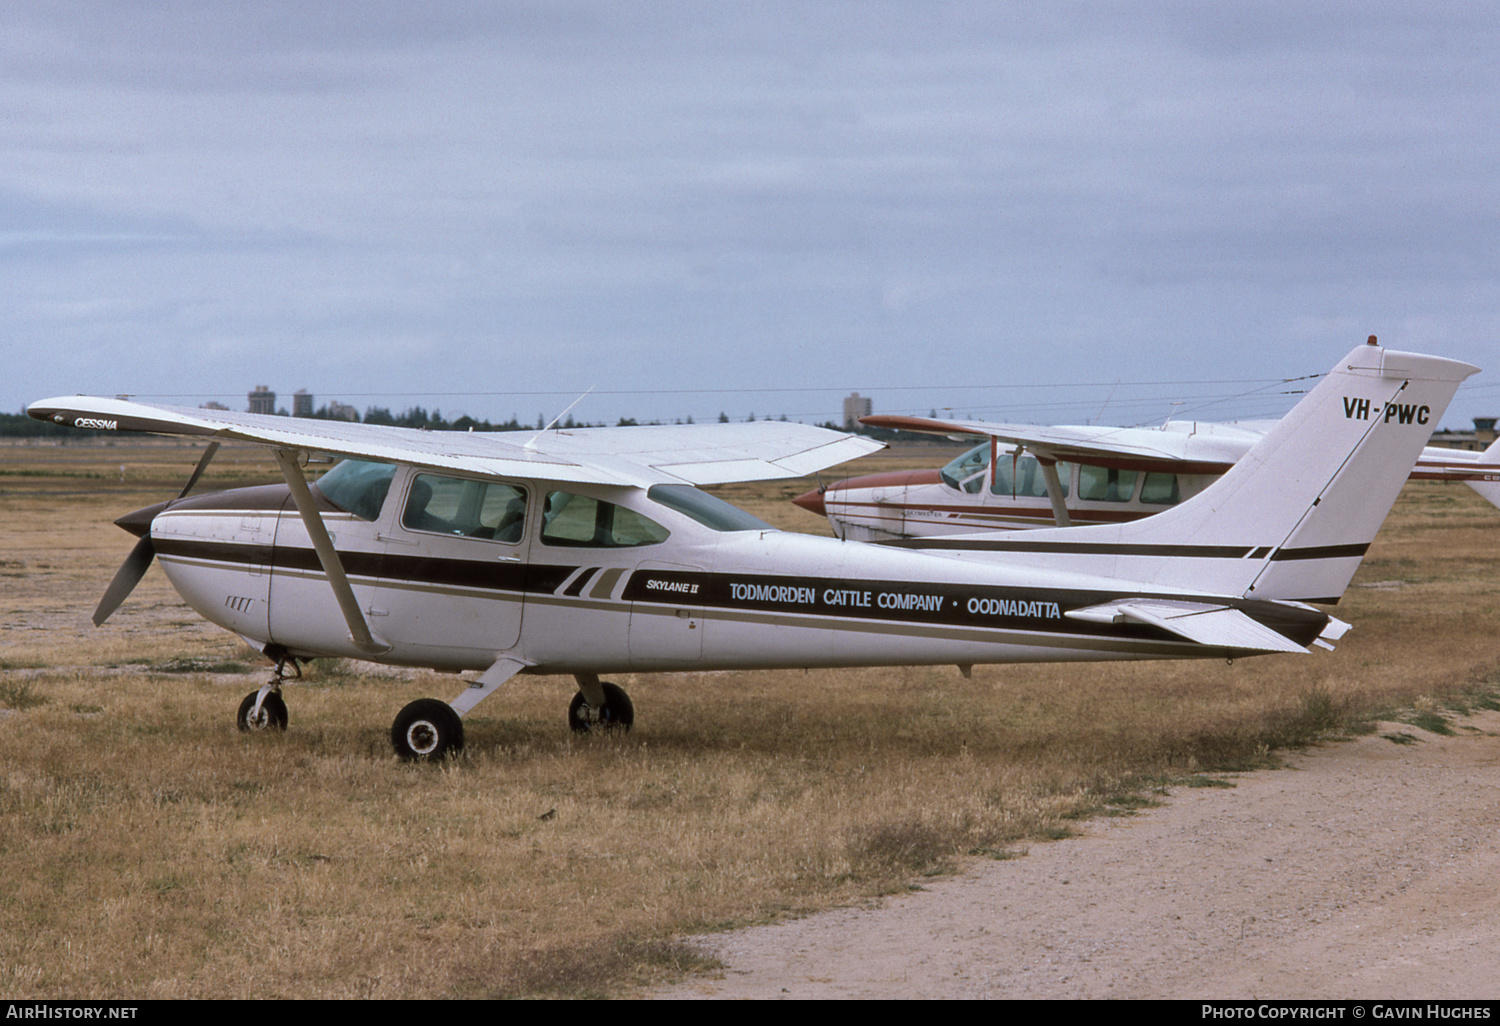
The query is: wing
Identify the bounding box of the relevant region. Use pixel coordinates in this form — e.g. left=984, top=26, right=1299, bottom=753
left=860, top=414, right=1262, bottom=473
left=28, top=396, right=884, bottom=486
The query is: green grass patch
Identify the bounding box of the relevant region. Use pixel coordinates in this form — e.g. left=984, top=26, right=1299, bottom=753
left=148, top=657, right=256, bottom=675
left=0, top=678, right=46, bottom=710
left=1181, top=775, right=1237, bottom=788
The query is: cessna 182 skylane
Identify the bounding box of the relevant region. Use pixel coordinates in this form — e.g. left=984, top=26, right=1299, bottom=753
left=29, top=339, right=1475, bottom=760
left=796, top=361, right=1500, bottom=541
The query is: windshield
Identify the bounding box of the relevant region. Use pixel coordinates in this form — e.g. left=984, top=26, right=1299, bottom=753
left=647, top=484, right=772, bottom=532
left=313, top=459, right=397, bottom=521
left=939, top=444, right=990, bottom=491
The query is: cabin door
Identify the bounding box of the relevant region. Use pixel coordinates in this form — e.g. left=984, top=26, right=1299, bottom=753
left=368, top=471, right=532, bottom=669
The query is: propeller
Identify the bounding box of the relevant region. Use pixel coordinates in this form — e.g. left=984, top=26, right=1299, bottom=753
left=93, top=442, right=219, bottom=626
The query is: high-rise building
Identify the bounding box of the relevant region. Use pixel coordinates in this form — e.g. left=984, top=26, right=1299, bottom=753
left=842, top=392, right=872, bottom=430
left=248, top=386, right=276, bottom=415
left=293, top=389, right=314, bottom=418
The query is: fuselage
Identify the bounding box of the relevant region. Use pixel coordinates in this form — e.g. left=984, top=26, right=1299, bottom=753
left=135, top=459, right=1327, bottom=677
left=799, top=448, right=1219, bottom=541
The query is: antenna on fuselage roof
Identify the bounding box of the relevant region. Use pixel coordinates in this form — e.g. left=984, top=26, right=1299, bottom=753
left=523, top=386, right=595, bottom=449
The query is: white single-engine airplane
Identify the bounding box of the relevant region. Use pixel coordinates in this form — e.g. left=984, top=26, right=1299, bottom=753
left=797, top=348, right=1500, bottom=541
left=29, top=339, right=1475, bottom=760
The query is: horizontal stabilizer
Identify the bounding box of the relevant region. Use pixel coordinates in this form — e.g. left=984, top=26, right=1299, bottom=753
left=1065, top=598, right=1311, bottom=654
left=1312, top=615, right=1353, bottom=651
left=1463, top=438, right=1500, bottom=510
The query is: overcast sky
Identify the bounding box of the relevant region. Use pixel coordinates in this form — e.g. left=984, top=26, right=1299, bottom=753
left=5, top=2, right=1498, bottom=430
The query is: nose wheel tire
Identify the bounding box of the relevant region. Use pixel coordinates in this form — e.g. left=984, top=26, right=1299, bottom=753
left=568, top=682, right=634, bottom=733
left=391, top=699, right=465, bottom=761
left=237, top=690, right=288, bottom=732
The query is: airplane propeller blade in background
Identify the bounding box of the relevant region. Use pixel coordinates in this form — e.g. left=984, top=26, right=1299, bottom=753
left=92, top=442, right=220, bottom=626
left=176, top=441, right=219, bottom=498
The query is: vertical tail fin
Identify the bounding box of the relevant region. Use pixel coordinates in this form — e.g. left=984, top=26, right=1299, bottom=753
left=1463, top=437, right=1500, bottom=511
left=982, top=339, right=1479, bottom=602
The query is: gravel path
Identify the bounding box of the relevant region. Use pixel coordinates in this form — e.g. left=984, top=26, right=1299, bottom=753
left=651, top=710, right=1500, bottom=999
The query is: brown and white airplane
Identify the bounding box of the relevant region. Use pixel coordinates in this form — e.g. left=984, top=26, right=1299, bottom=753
left=797, top=352, right=1499, bottom=542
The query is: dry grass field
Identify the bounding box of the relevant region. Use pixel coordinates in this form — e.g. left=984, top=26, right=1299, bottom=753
left=2, top=437, right=1498, bottom=998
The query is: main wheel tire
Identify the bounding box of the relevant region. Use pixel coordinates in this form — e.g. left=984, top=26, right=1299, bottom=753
left=567, top=682, right=634, bottom=734
left=391, top=699, right=464, bottom=761
left=237, top=690, right=288, bottom=732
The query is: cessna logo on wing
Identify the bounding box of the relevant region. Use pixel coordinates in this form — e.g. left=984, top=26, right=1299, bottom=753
left=1342, top=397, right=1429, bottom=425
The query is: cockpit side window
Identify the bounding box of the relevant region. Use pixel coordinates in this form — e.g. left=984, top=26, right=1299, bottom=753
left=402, top=474, right=528, bottom=541
left=313, top=459, right=397, bottom=522
left=542, top=491, right=670, bottom=548
left=941, top=445, right=1073, bottom=499
left=990, top=454, right=1070, bottom=498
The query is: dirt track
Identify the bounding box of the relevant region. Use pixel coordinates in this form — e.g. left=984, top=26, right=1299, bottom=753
left=652, top=710, right=1500, bottom=999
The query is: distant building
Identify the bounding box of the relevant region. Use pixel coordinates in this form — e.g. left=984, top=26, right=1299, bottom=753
left=843, top=392, right=872, bottom=430
left=292, top=389, right=314, bottom=418
left=248, top=386, right=276, bottom=415
left=201, top=401, right=229, bottom=411
left=325, top=401, right=360, bottom=422
left=1427, top=417, right=1498, bottom=452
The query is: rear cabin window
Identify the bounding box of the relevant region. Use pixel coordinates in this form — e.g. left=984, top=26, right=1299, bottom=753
left=402, top=474, right=528, bottom=541
left=1077, top=466, right=1139, bottom=503
left=313, top=459, right=397, bottom=521
left=1139, top=472, right=1182, bottom=505
left=647, top=484, right=771, bottom=531
left=541, top=491, right=670, bottom=548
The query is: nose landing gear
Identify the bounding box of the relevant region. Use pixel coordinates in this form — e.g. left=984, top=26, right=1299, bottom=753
left=237, top=656, right=298, bottom=733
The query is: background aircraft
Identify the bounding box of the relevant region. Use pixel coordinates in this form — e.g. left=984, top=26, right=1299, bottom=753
left=796, top=360, right=1500, bottom=541
left=28, top=339, right=1475, bottom=760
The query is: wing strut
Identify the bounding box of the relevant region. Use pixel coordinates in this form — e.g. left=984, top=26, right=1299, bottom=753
left=449, top=656, right=531, bottom=716
left=1038, top=458, right=1071, bottom=528
left=273, top=449, right=391, bottom=656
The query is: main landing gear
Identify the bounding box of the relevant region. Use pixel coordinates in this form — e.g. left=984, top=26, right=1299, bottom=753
left=391, top=698, right=464, bottom=762
left=567, top=676, right=634, bottom=734
left=388, top=673, right=635, bottom=761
